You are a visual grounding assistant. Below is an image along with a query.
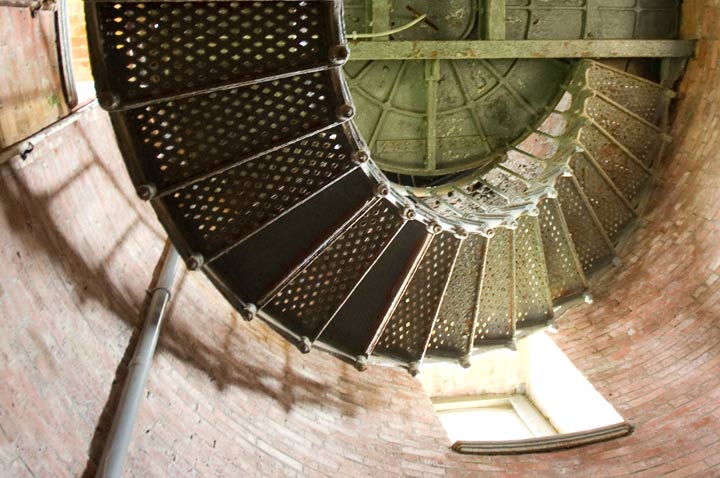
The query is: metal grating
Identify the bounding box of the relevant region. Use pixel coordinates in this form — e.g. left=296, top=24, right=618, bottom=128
left=501, top=150, right=547, bottom=181
left=585, top=95, right=663, bottom=167
left=89, top=1, right=334, bottom=108
left=161, top=126, right=357, bottom=257
left=119, top=71, right=338, bottom=190
left=483, top=167, right=529, bottom=199
left=538, top=198, right=586, bottom=301
left=514, top=215, right=553, bottom=329
left=265, top=199, right=403, bottom=338
left=376, top=232, right=461, bottom=361
left=587, top=64, right=668, bottom=125
left=429, top=234, right=487, bottom=356
left=556, top=176, right=615, bottom=274
left=579, top=124, right=651, bottom=204
left=474, top=228, right=514, bottom=344
left=571, top=153, right=635, bottom=242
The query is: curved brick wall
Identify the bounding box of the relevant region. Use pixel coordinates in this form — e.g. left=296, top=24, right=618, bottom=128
left=1, top=0, right=719, bottom=476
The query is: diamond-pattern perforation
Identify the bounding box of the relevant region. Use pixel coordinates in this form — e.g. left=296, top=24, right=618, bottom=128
left=122, top=71, right=337, bottom=189
left=538, top=198, right=586, bottom=301
left=579, top=125, right=651, bottom=204
left=556, top=177, right=614, bottom=273
left=429, top=235, right=486, bottom=356
left=587, top=64, right=667, bottom=125
left=586, top=95, right=662, bottom=167
left=571, top=153, right=635, bottom=242
left=514, top=215, right=553, bottom=328
left=267, top=199, right=403, bottom=337
left=474, top=228, right=514, bottom=344
left=377, top=232, right=461, bottom=360
left=162, top=126, right=356, bottom=257
left=93, top=1, right=332, bottom=105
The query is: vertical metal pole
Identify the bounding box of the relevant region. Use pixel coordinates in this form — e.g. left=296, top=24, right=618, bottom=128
left=95, top=246, right=181, bottom=478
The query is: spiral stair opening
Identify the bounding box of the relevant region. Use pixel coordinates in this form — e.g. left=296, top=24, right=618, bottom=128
left=80, top=0, right=686, bottom=376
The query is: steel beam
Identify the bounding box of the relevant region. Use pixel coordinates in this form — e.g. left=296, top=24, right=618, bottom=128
left=95, top=246, right=181, bottom=478
left=348, top=39, right=697, bottom=60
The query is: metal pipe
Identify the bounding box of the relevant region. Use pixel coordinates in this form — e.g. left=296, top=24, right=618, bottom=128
left=95, top=246, right=181, bottom=478
left=0, top=100, right=98, bottom=165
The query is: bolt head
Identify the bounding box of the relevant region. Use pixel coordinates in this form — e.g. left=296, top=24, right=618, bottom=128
left=354, top=355, right=368, bottom=372
left=136, top=183, right=156, bottom=201
left=352, top=150, right=370, bottom=164
left=329, top=44, right=350, bottom=65
left=459, top=355, right=471, bottom=369
left=338, top=103, right=355, bottom=121
left=408, top=362, right=421, bottom=377
left=97, top=91, right=121, bottom=110
left=298, top=337, right=312, bottom=354
left=401, top=207, right=416, bottom=220
left=186, top=254, right=204, bottom=271
left=375, top=184, right=390, bottom=197
left=240, top=304, right=257, bottom=322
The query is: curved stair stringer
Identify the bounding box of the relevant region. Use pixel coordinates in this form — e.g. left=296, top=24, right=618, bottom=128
left=84, top=0, right=676, bottom=374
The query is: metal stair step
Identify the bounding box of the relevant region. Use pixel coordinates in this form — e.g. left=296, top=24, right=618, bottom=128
left=537, top=197, right=588, bottom=303
left=263, top=198, right=406, bottom=347
left=473, top=227, right=515, bottom=347
left=157, top=125, right=361, bottom=260
left=578, top=124, right=652, bottom=207
left=112, top=69, right=347, bottom=197
left=86, top=0, right=344, bottom=110
left=514, top=215, right=554, bottom=331
left=205, top=168, right=376, bottom=308
left=319, top=221, right=430, bottom=358
left=570, top=153, right=637, bottom=244
left=556, top=176, right=616, bottom=276
left=586, top=62, right=671, bottom=127
left=375, top=231, right=463, bottom=363
left=427, top=234, right=488, bottom=359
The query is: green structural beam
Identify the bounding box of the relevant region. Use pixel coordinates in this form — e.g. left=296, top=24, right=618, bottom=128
left=348, top=39, right=697, bottom=60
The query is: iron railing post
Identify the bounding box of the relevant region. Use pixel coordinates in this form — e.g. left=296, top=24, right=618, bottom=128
left=95, top=246, right=181, bottom=478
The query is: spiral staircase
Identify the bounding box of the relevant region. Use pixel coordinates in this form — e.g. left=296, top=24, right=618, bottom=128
left=84, top=0, right=679, bottom=375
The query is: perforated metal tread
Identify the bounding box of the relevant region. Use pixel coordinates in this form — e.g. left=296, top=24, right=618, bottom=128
left=159, top=126, right=358, bottom=258
left=571, top=153, right=636, bottom=244
left=473, top=228, right=514, bottom=345
left=428, top=234, right=487, bottom=358
left=264, top=198, right=404, bottom=340
left=113, top=69, right=345, bottom=194
left=579, top=124, right=652, bottom=207
left=514, top=215, right=554, bottom=330
left=376, top=232, right=462, bottom=361
left=585, top=95, right=664, bottom=168
left=556, top=176, right=615, bottom=275
left=537, top=198, right=588, bottom=302
left=87, top=0, right=341, bottom=110
left=205, top=167, right=376, bottom=307
left=320, top=221, right=429, bottom=357
left=586, top=63, right=671, bottom=126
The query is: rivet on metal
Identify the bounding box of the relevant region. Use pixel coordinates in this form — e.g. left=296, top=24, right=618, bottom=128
left=480, top=226, right=495, bottom=239
left=136, top=183, right=157, bottom=201
left=527, top=206, right=541, bottom=217
left=401, top=207, right=416, bottom=220
left=337, top=103, right=355, bottom=121
left=354, top=355, right=368, bottom=372
left=505, top=220, right=519, bottom=230
left=459, top=355, right=472, bottom=369
left=583, top=292, right=594, bottom=304
left=97, top=91, right=120, bottom=110
left=329, top=44, right=350, bottom=66
left=352, top=150, right=370, bottom=164
left=408, top=361, right=421, bottom=377
left=374, top=184, right=390, bottom=198
left=545, top=186, right=558, bottom=199
left=429, top=222, right=443, bottom=234
left=240, top=303, right=257, bottom=322
left=186, top=254, right=204, bottom=271
left=298, top=336, right=312, bottom=354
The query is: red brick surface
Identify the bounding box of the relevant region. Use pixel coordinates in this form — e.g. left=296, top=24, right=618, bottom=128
left=1, top=0, right=719, bottom=476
